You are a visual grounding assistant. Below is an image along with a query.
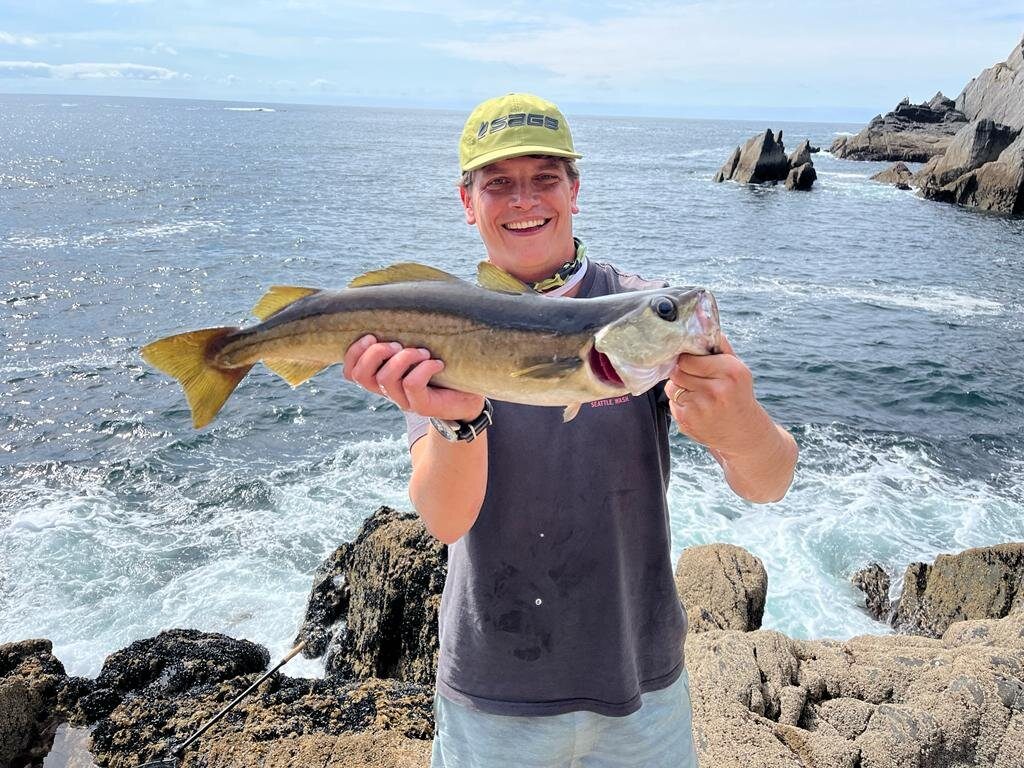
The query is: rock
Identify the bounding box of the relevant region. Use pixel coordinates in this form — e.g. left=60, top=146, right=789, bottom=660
left=298, top=506, right=446, bottom=685
left=0, top=639, right=71, bottom=767
left=869, top=162, right=914, bottom=186
left=851, top=563, right=891, bottom=621
left=76, top=629, right=269, bottom=723
left=788, top=139, right=813, bottom=169
left=829, top=93, right=968, bottom=162
left=88, top=671, right=433, bottom=768
left=914, top=118, right=1020, bottom=189
left=956, top=35, right=1024, bottom=129
left=714, top=129, right=790, bottom=184
left=892, top=542, right=1024, bottom=637
left=785, top=163, right=816, bottom=191
left=921, top=130, right=1024, bottom=215
left=675, top=543, right=768, bottom=632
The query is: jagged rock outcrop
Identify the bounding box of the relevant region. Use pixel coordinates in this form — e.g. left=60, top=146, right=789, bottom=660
left=892, top=542, right=1024, bottom=636
left=675, top=543, right=767, bottom=632
left=914, top=118, right=1021, bottom=189
left=870, top=162, right=914, bottom=186
left=714, top=129, right=791, bottom=184
left=830, top=93, right=968, bottom=162
left=296, top=506, right=447, bottom=685
left=851, top=563, right=891, bottom=621
left=956, top=35, right=1024, bottom=128
left=785, top=163, right=816, bottom=191
left=75, top=629, right=270, bottom=723
left=0, top=639, right=73, bottom=767
left=921, top=129, right=1024, bottom=214
left=787, top=139, right=812, bottom=169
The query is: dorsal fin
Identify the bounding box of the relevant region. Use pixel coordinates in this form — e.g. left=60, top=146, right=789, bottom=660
left=253, top=286, right=319, bottom=321
left=348, top=262, right=461, bottom=288
left=477, top=261, right=534, bottom=294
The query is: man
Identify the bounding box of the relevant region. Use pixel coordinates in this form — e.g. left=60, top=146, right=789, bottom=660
left=344, top=93, right=798, bottom=767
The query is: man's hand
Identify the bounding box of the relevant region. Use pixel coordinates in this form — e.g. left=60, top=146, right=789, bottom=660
left=342, top=335, right=485, bottom=421
left=666, top=333, right=797, bottom=502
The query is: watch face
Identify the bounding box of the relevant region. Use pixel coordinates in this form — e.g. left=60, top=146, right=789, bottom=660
left=429, top=417, right=459, bottom=442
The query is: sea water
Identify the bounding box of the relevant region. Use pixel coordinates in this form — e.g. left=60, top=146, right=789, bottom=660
left=1, top=95, right=1022, bottom=679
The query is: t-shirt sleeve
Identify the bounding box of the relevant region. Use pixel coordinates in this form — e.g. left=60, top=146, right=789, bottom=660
left=404, top=410, right=431, bottom=450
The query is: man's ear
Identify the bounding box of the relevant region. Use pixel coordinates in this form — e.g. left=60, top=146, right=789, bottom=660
left=460, top=185, right=476, bottom=225
left=570, top=179, right=580, bottom=215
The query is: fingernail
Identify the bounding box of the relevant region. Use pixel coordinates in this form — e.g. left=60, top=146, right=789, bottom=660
left=419, top=348, right=431, bottom=359
left=389, top=342, right=403, bottom=352
left=362, top=334, right=376, bottom=346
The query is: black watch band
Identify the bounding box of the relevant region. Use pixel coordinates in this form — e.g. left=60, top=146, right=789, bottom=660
left=429, top=399, right=494, bottom=442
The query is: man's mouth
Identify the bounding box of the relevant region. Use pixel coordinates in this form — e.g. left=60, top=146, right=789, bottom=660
left=503, top=218, right=550, bottom=233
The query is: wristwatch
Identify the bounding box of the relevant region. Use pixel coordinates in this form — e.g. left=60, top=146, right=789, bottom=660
left=429, top=399, right=494, bottom=442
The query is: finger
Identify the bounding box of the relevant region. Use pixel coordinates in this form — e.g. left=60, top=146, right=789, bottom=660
left=349, top=341, right=401, bottom=390
left=665, top=381, right=692, bottom=408
left=667, top=370, right=706, bottom=393
left=676, top=348, right=742, bottom=378
left=402, top=357, right=445, bottom=396
left=342, top=335, right=377, bottom=380
left=377, top=348, right=431, bottom=409
left=717, top=332, right=735, bottom=355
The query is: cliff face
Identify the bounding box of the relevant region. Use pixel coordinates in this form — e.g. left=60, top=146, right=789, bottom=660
left=956, top=36, right=1024, bottom=128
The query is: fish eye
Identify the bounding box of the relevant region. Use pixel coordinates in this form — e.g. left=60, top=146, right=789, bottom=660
left=651, top=296, right=678, bottom=322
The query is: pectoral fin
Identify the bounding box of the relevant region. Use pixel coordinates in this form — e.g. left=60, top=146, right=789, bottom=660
left=510, top=357, right=582, bottom=380
left=562, top=403, right=582, bottom=422
left=263, top=358, right=329, bottom=387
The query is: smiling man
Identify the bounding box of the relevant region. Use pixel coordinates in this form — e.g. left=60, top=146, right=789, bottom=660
left=343, top=93, right=798, bottom=767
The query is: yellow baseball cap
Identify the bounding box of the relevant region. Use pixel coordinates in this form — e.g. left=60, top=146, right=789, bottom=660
left=459, top=93, right=582, bottom=172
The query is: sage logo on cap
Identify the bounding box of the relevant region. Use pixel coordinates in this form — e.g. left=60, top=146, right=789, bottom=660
left=459, top=93, right=582, bottom=172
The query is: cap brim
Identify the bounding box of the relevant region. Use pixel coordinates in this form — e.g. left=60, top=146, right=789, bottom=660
left=462, top=145, right=583, bottom=173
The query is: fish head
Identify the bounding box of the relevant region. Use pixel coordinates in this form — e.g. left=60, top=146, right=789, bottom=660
left=592, top=287, right=720, bottom=395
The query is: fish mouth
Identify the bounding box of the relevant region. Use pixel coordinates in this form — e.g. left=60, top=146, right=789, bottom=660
left=503, top=217, right=551, bottom=234
left=588, top=346, right=624, bottom=386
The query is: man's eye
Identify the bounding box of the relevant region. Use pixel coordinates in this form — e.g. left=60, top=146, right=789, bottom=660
left=485, top=178, right=509, bottom=188
left=538, top=174, right=559, bottom=182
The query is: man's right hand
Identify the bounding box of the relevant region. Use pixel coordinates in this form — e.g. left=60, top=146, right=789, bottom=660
left=342, top=335, right=486, bottom=421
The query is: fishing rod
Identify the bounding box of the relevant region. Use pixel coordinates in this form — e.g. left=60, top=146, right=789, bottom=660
left=137, top=639, right=306, bottom=768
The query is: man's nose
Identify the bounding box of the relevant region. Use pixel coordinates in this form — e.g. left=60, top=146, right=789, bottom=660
left=510, top=184, right=538, bottom=208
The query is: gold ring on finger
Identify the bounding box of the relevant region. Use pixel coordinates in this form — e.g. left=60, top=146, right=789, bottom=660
left=671, top=386, right=687, bottom=405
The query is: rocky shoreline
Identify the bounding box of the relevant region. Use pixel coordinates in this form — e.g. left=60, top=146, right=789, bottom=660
left=4, top=506, right=1022, bottom=768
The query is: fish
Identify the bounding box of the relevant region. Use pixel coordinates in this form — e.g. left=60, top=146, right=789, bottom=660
left=140, top=261, right=721, bottom=428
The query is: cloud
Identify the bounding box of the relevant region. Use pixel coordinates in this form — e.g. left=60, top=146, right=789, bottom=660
left=309, top=77, right=335, bottom=90
left=0, top=31, right=40, bottom=46
left=0, top=60, right=183, bottom=80
left=152, top=42, right=178, bottom=56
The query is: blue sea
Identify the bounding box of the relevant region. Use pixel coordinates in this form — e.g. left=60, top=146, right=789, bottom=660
left=2, top=94, right=1022, bottom=682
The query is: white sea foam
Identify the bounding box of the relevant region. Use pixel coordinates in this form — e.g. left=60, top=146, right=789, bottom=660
left=224, top=107, right=276, bottom=112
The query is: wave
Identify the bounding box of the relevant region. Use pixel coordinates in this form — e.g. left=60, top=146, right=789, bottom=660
left=224, top=107, right=276, bottom=112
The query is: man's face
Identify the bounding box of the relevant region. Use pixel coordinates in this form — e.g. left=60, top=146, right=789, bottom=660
left=460, top=155, right=580, bottom=282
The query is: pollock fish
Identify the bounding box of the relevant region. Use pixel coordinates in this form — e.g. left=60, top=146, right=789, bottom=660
left=141, top=262, right=720, bottom=428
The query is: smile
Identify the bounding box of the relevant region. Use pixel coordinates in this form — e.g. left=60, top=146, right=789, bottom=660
left=503, top=218, right=550, bottom=232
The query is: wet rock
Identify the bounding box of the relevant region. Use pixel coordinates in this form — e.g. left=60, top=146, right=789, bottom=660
left=675, top=543, right=767, bottom=632
left=869, top=162, right=914, bottom=186
left=0, top=639, right=70, bottom=767
left=914, top=118, right=1020, bottom=189
left=714, top=129, right=791, bottom=184
left=89, top=672, right=433, bottom=768
left=76, top=629, right=269, bottom=723
left=830, top=93, right=968, bottom=162
left=787, top=139, right=813, bottom=169
left=295, top=542, right=352, bottom=658
left=921, top=130, right=1024, bottom=215
left=892, top=542, right=1024, bottom=637
left=785, top=162, right=816, bottom=191
left=296, top=506, right=446, bottom=685
left=851, top=562, right=891, bottom=621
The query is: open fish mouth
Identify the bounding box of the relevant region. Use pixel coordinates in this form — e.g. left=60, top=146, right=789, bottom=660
left=588, top=346, right=624, bottom=386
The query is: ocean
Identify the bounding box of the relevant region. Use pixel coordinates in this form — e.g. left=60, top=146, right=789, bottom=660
left=1, top=94, right=1022, bottom=681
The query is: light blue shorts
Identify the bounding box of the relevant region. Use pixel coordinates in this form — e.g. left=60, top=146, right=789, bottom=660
left=431, top=670, right=699, bottom=768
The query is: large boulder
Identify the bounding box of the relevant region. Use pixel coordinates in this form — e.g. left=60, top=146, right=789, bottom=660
left=892, top=542, right=1024, bottom=637
left=675, top=543, right=768, bottom=632
left=830, top=93, right=968, bottom=162
left=921, top=130, right=1024, bottom=214
left=870, top=162, right=914, bottom=186
left=851, top=562, right=891, bottom=621
left=956, top=35, right=1024, bottom=129
left=787, top=139, right=813, bottom=169
left=0, top=639, right=72, bottom=767
left=76, top=629, right=270, bottom=723
left=785, top=163, right=816, bottom=191
left=914, top=118, right=1020, bottom=189
left=296, top=506, right=447, bottom=685
left=686, top=612, right=1024, bottom=768
left=714, top=129, right=791, bottom=184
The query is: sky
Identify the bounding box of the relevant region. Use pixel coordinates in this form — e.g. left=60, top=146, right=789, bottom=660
left=1, top=0, right=1022, bottom=121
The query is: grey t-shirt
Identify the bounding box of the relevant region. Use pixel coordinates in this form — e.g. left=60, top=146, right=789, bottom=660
left=404, top=260, right=687, bottom=717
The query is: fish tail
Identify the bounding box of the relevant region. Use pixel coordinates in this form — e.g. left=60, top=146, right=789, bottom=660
left=140, top=327, right=253, bottom=429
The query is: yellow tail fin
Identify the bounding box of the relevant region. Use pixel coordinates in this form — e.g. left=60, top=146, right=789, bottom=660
left=140, top=327, right=253, bottom=429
